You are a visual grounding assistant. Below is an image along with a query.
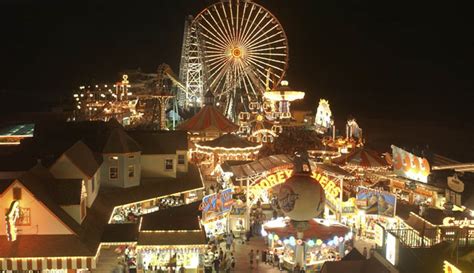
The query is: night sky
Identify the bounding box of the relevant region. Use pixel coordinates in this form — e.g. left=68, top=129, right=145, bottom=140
left=0, top=0, right=473, bottom=123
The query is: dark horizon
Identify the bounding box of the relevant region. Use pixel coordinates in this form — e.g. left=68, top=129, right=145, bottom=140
left=0, top=0, right=473, bottom=124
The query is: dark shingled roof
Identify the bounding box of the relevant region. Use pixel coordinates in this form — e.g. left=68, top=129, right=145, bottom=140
left=101, top=224, right=139, bottom=243
left=54, top=179, right=83, bottom=205
left=63, top=141, right=103, bottom=177
left=102, top=127, right=141, bottom=154
left=0, top=178, right=14, bottom=194
left=198, top=133, right=260, bottom=149
left=17, top=165, right=84, bottom=236
left=342, top=249, right=365, bottom=261
left=128, top=130, right=188, bottom=154
left=140, top=201, right=201, bottom=231
left=99, top=163, right=204, bottom=207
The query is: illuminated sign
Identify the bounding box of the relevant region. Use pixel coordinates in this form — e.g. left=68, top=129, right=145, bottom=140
left=5, top=200, right=20, bottom=241
left=391, top=145, right=430, bottom=183
left=199, top=188, right=233, bottom=222
left=385, top=232, right=398, bottom=266
left=250, top=169, right=341, bottom=200
left=443, top=260, right=462, bottom=273
left=442, top=217, right=474, bottom=228
left=356, top=187, right=397, bottom=217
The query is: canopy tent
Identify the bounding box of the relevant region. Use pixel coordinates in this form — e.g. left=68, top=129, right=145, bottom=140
left=263, top=218, right=350, bottom=241
left=333, top=148, right=389, bottom=169
left=177, top=105, right=238, bottom=133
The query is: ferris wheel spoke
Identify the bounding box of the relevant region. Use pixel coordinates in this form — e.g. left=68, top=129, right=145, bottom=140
left=242, top=17, right=273, bottom=48
left=215, top=4, right=233, bottom=47
left=240, top=6, right=261, bottom=47
left=221, top=2, right=236, bottom=44
left=199, top=17, right=230, bottom=47
left=241, top=11, right=267, bottom=48
left=248, top=57, right=285, bottom=73
left=249, top=52, right=288, bottom=57
left=208, top=60, right=231, bottom=89
left=251, top=38, right=287, bottom=51
left=246, top=26, right=281, bottom=49
left=208, top=7, right=233, bottom=46
left=250, top=55, right=287, bottom=65
left=228, top=0, right=236, bottom=40
left=240, top=4, right=255, bottom=45
left=238, top=62, right=259, bottom=96
left=248, top=46, right=287, bottom=53
left=201, top=37, right=227, bottom=52
left=207, top=58, right=230, bottom=78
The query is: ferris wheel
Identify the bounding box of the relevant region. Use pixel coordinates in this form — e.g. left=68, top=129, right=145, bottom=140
left=190, top=0, right=289, bottom=118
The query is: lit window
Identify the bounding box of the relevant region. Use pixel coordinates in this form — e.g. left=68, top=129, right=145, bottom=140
left=110, top=167, right=118, bottom=179
left=128, top=165, right=135, bottom=178
left=178, top=155, right=185, bottom=165
left=110, top=156, right=118, bottom=160
left=165, top=159, right=173, bottom=170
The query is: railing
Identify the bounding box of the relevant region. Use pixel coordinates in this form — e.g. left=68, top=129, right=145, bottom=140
left=387, top=227, right=474, bottom=248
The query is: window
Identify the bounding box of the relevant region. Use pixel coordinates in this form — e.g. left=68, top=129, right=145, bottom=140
left=91, top=177, right=95, bottom=193
left=109, top=167, right=118, bottom=179
left=128, top=155, right=135, bottom=159
left=178, top=154, right=185, bottom=165
left=128, top=165, right=135, bottom=178
left=13, top=187, right=22, bottom=200
left=165, top=159, right=173, bottom=170
left=110, top=156, right=118, bottom=160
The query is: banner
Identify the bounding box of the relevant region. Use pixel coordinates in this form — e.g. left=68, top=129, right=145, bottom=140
left=199, top=188, right=233, bottom=222
left=391, top=145, right=430, bottom=183
left=356, top=187, right=396, bottom=217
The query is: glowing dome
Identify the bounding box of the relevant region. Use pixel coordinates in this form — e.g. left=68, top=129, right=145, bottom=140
left=277, top=154, right=326, bottom=221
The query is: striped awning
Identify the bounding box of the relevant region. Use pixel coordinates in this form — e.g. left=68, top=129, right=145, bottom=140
left=0, top=257, right=95, bottom=270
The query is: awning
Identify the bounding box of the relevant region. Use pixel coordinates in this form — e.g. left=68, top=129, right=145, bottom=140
left=0, top=257, right=95, bottom=270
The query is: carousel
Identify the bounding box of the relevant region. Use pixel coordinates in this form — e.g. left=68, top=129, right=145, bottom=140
left=262, top=217, right=352, bottom=271
left=193, top=133, right=262, bottom=177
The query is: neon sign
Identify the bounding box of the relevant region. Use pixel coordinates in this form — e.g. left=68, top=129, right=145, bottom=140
left=199, top=188, right=233, bottom=222
left=250, top=169, right=341, bottom=199
left=5, top=200, right=20, bottom=241
left=443, top=217, right=474, bottom=228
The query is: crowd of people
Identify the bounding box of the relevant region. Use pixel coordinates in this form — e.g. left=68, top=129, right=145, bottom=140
left=204, top=233, right=236, bottom=273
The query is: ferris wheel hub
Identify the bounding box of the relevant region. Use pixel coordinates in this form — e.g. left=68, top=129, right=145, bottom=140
left=231, top=47, right=242, bottom=58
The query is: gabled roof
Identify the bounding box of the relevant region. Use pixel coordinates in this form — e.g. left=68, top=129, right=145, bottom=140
left=102, top=127, right=141, bottom=154
left=177, top=105, right=238, bottom=133
left=197, top=133, right=261, bottom=149
left=128, top=130, right=188, bottom=154
left=62, top=140, right=103, bottom=177
left=16, top=165, right=83, bottom=236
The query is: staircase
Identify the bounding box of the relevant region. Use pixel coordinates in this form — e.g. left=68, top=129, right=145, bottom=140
left=93, top=246, right=123, bottom=273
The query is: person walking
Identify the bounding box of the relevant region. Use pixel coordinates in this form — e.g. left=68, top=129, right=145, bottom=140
left=248, top=249, right=254, bottom=269
left=369, top=245, right=375, bottom=258
left=226, top=233, right=233, bottom=251
left=255, top=250, right=260, bottom=268
left=262, top=249, right=267, bottom=264
left=230, top=253, right=235, bottom=271
left=213, top=256, right=221, bottom=273
left=294, top=263, right=301, bottom=273
left=363, top=247, right=368, bottom=259
left=278, top=252, right=284, bottom=271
